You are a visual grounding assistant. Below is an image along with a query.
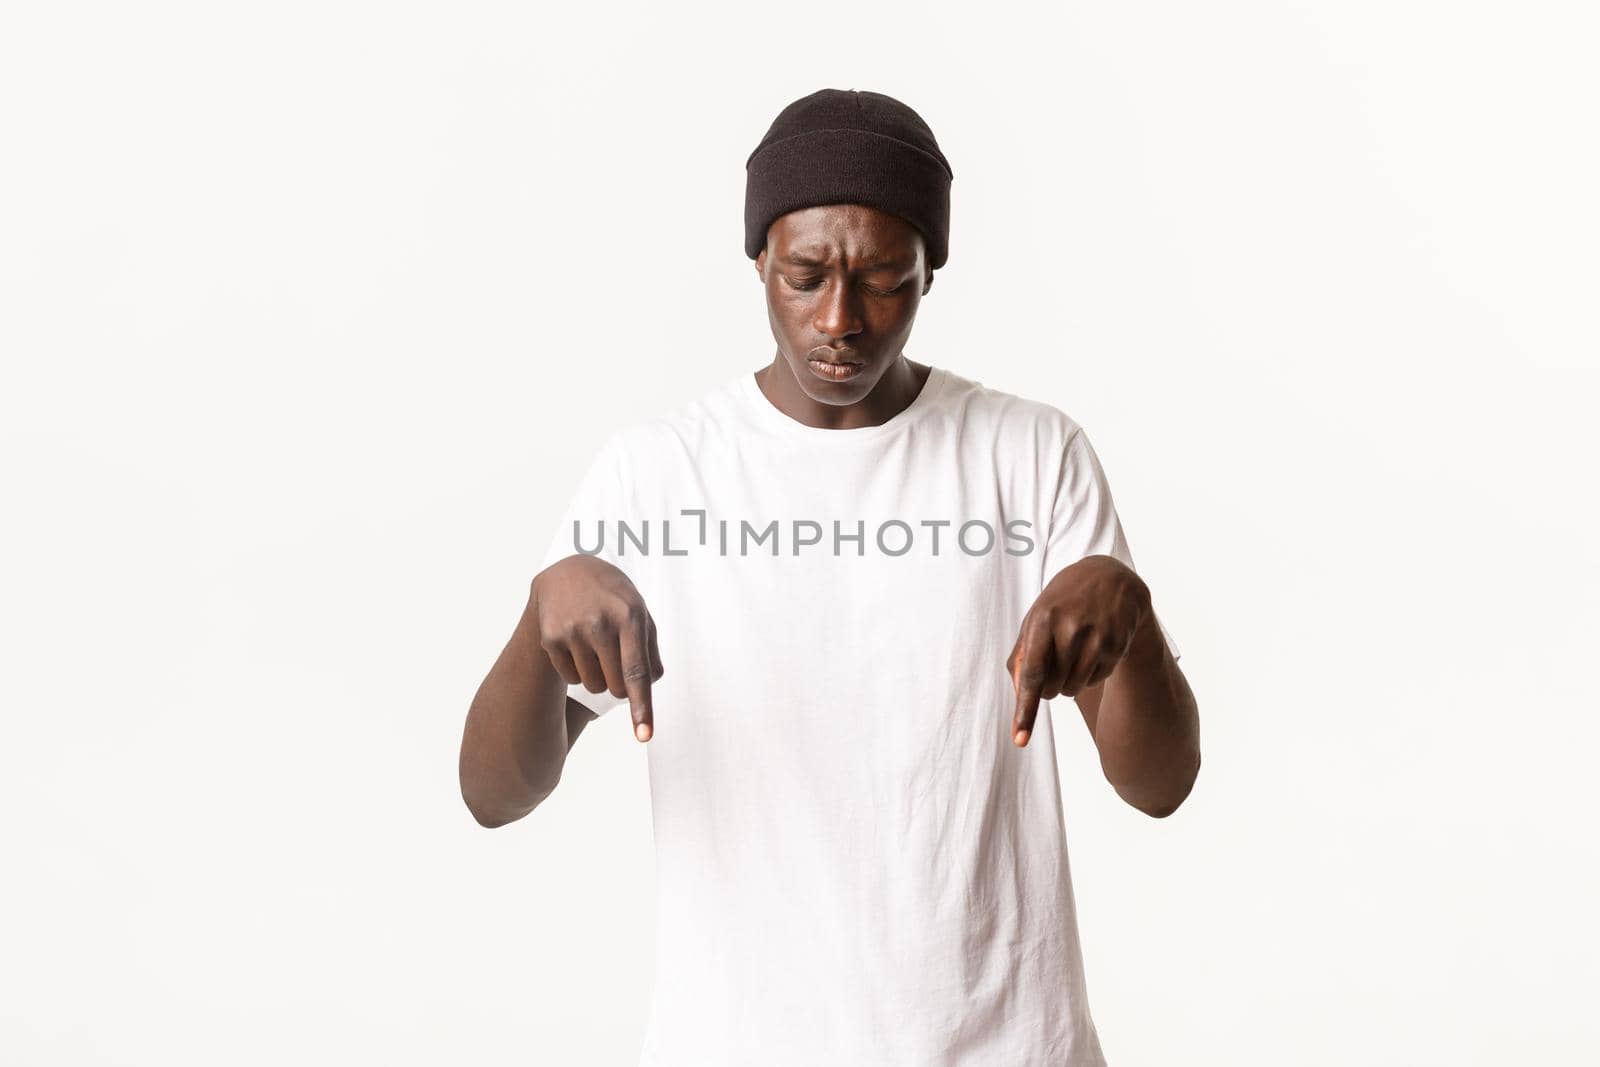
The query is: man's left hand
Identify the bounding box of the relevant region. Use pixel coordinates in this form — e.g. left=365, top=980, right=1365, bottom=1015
left=1006, top=554, right=1152, bottom=747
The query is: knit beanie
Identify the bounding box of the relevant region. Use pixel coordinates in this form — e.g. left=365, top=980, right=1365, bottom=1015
left=744, top=88, right=954, bottom=270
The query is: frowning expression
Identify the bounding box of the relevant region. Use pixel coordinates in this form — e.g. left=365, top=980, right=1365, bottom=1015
left=754, top=203, right=934, bottom=405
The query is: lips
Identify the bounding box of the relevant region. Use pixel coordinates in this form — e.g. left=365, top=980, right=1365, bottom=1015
left=807, top=357, right=864, bottom=381
left=810, top=348, right=862, bottom=365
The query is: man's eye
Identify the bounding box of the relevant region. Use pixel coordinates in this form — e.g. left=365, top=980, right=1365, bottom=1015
left=784, top=276, right=903, bottom=294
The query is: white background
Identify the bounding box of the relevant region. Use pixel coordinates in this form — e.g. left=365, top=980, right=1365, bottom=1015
left=3, top=2, right=1596, bottom=1064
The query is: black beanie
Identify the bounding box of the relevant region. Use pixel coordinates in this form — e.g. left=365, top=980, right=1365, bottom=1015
left=744, top=88, right=954, bottom=270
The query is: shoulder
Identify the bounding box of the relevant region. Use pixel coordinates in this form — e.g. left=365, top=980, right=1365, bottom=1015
left=935, top=366, right=1086, bottom=448
left=586, top=373, right=749, bottom=473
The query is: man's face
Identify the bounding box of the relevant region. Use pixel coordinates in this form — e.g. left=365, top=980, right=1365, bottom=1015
left=755, top=204, right=934, bottom=405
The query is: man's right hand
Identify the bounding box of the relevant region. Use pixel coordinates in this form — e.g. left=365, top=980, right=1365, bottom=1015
left=532, top=555, right=664, bottom=742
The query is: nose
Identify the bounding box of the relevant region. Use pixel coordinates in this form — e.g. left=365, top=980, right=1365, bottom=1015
left=812, top=279, right=863, bottom=341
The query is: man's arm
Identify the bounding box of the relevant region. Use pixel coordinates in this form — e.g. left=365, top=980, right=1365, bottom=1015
left=458, top=580, right=589, bottom=828
left=1073, top=611, right=1200, bottom=818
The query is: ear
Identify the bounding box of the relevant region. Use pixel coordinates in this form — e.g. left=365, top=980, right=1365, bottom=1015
left=754, top=249, right=767, bottom=279
left=922, top=268, right=935, bottom=295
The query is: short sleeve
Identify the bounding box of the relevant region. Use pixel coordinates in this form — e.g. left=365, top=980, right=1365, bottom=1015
left=536, top=436, right=636, bottom=717
left=1040, top=426, right=1181, bottom=662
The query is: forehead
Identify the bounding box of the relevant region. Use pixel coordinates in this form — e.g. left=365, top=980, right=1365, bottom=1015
left=769, top=204, right=923, bottom=262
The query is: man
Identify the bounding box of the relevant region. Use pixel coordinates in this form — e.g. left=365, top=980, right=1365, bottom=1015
left=459, top=88, right=1201, bottom=1066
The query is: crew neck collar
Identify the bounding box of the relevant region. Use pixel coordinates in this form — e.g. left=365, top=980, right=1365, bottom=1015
left=737, top=364, right=949, bottom=442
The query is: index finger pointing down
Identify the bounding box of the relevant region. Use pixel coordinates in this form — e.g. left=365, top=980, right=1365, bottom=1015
left=618, top=614, right=655, bottom=742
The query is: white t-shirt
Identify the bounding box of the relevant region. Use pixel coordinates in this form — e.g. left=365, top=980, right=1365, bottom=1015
left=537, top=364, right=1178, bottom=1067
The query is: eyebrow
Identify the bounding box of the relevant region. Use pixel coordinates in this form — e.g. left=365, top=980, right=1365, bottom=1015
left=779, top=253, right=915, bottom=272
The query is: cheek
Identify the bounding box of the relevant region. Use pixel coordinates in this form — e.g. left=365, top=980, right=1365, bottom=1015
left=770, top=295, right=816, bottom=330
left=890, top=292, right=922, bottom=321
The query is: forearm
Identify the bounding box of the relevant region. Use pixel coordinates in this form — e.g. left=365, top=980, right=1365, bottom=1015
left=1092, top=611, right=1201, bottom=817
left=459, top=581, right=573, bottom=827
